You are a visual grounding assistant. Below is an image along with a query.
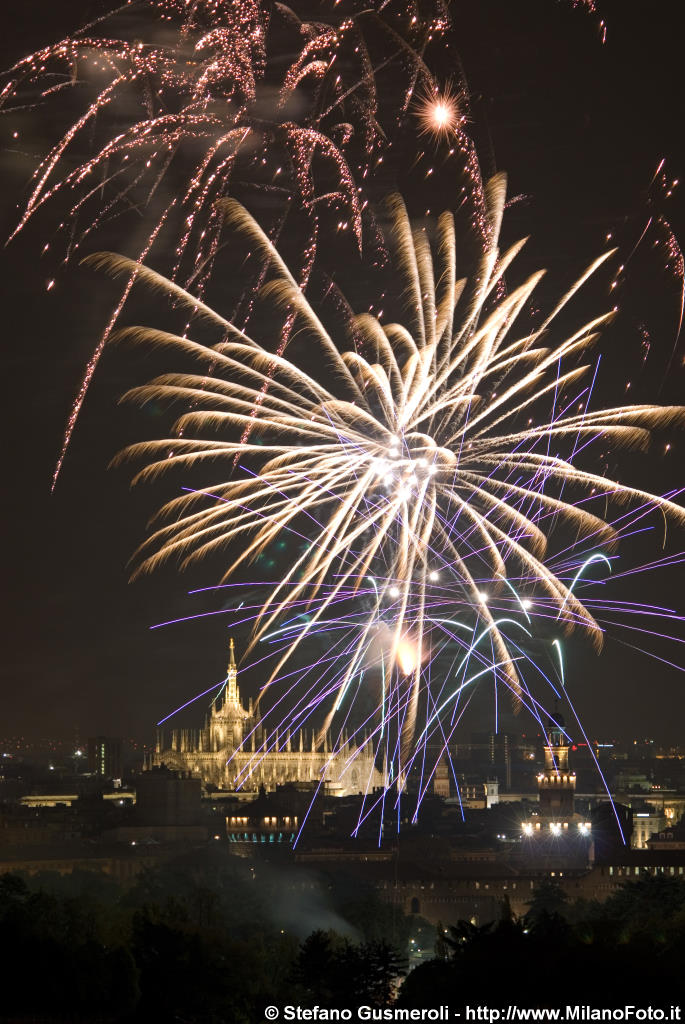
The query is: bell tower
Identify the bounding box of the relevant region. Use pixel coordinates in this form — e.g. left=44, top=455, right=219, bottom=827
left=537, top=712, right=576, bottom=818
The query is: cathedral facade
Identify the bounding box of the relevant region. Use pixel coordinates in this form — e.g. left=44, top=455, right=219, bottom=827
left=148, top=639, right=384, bottom=796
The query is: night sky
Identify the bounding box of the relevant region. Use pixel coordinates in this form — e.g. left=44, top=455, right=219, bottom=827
left=2, top=0, right=684, bottom=747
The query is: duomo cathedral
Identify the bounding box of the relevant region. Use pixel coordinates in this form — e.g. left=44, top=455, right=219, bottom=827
left=148, top=638, right=384, bottom=796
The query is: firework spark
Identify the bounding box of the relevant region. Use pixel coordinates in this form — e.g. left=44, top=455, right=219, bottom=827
left=416, top=82, right=463, bottom=141
left=91, top=175, right=684, bottom=792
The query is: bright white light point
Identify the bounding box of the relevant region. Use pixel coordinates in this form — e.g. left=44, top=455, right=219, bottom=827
left=429, top=570, right=439, bottom=581
left=478, top=591, right=488, bottom=604
left=550, top=823, right=561, bottom=835
left=395, top=637, right=420, bottom=675
left=522, top=823, right=533, bottom=836
left=432, top=103, right=450, bottom=128
left=521, top=598, right=532, bottom=610
left=418, top=87, right=460, bottom=140
left=417, top=457, right=427, bottom=468
left=389, top=586, right=400, bottom=598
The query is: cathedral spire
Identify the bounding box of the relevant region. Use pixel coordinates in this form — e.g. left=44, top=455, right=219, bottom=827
left=226, top=636, right=239, bottom=706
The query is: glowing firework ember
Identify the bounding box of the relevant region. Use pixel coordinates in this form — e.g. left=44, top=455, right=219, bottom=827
left=417, top=84, right=462, bottom=140
left=91, top=175, right=684, bottom=812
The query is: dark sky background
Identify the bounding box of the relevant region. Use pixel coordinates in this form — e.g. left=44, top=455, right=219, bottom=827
left=1, top=0, right=684, bottom=748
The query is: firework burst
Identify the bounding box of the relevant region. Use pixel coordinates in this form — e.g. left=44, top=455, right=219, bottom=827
left=416, top=81, right=464, bottom=141
left=3, top=0, right=462, bottom=485
left=90, top=174, right=684, bottom=799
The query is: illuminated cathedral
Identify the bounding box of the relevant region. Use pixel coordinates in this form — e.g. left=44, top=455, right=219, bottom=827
left=149, top=638, right=384, bottom=796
